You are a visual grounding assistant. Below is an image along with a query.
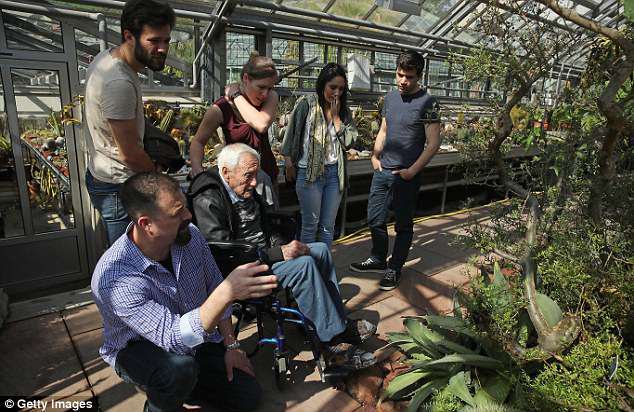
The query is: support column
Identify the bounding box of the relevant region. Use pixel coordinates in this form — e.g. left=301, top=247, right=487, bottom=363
left=205, top=28, right=226, bottom=102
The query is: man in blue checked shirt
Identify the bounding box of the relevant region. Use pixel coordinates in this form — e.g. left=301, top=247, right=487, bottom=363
left=91, top=172, right=277, bottom=412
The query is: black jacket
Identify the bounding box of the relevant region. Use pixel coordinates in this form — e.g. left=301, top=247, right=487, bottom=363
left=187, top=168, right=285, bottom=266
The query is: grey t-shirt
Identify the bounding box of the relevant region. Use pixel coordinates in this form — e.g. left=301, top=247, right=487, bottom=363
left=380, top=89, right=440, bottom=170
left=84, top=49, right=145, bottom=184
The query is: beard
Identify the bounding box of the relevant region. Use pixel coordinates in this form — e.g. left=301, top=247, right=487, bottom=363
left=134, top=37, right=167, bottom=71
left=174, top=221, right=191, bottom=246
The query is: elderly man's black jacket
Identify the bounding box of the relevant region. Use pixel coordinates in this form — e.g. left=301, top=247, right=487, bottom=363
left=187, top=168, right=285, bottom=266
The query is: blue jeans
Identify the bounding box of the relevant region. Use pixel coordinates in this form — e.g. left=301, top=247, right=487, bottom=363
left=295, top=164, right=342, bottom=248
left=114, top=340, right=261, bottom=412
left=86, top=170, right=130, bottom=245
left=367, top=169, right=423, bottom=270
left=272, top=242, right=347, bottom=342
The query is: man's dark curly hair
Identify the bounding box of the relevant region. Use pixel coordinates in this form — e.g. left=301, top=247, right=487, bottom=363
left=120, top=0, right=176, bottom=42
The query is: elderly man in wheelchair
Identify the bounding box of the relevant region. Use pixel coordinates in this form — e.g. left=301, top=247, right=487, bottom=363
left=188, top=143, right=377, bottom=372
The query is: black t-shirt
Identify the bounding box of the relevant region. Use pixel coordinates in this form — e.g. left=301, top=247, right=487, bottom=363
left=380, top=88, right=440, bottom=170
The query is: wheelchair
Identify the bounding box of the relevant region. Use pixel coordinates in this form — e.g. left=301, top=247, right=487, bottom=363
left=207, top=225, right=329, bottom=389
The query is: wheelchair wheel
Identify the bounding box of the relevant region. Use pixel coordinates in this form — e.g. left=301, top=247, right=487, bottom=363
left=273, top=354, right=290, bottom=389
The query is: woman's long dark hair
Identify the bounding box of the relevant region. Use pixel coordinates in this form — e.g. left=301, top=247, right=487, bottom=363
left=316, top=63, right=349, bottom=121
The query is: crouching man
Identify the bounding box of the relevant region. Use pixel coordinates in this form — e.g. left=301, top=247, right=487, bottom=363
left=92, top=172, right=277, bottom=412
left=188, top=143, right=377, bottom=367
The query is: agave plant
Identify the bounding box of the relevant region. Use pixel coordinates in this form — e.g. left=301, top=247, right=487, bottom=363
left=381, top=314, right=519, bottom=411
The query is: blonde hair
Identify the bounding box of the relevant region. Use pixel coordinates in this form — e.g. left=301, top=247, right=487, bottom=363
left=241, top=51, right=278, bottom=81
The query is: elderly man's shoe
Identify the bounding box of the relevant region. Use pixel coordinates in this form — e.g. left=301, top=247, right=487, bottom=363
left=330, top=319, right=377, bottom=345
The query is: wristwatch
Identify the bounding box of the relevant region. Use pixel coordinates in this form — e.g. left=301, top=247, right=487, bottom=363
left=225, top=340, right=241, bottom=351
left=229, top=89, right=242, bottom=101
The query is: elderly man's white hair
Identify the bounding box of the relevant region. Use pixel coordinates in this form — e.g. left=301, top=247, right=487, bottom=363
left=217, top=143, right=260, bottom=170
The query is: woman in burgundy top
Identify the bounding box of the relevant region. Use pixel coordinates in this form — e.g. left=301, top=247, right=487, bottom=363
left=190, top=54, right=279, bottom=204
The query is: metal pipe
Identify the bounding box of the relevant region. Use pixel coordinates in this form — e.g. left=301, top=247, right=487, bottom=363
left=229, top=17, right=473, bottom=59
left=97, top=13, right=107, bottom=52
left=235, top=0, right=474, bottom=50
left=0, top=0, right=103, bottom=21
left=190, top=0, right=232, bottom=89
left=34, top=0, right=217, bottom=20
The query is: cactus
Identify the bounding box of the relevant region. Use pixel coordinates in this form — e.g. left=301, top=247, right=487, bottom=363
left=159, top=109, right=174, bottom=133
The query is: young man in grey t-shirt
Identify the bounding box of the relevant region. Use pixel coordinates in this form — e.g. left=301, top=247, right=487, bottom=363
left=350, top=51, right=441, bottom=290
left=84, top=0, right=174, bottom=245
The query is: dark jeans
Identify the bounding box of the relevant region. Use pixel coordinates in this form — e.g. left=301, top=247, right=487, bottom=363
left=367, top=169, right=423, bottom=270
left=86, top=170, right=130, bottom=245
left=114, top=340, right=261, bottom=412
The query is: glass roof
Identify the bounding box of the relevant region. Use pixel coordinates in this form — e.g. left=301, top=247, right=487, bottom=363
left=231, top=0, right=623, bottom=70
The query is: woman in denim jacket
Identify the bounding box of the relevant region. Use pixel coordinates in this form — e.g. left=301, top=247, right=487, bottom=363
left=281, top=63, right=358, bottom=248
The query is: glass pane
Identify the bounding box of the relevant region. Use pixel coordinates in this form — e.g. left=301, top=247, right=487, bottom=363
left=2, top=11, right=64, bottom=53
left=272, top=38, right=300, bottom=89
left=0, top=72, right=25, bottom=238
left=427, top=59, right=450, bottom=96
left=74, top=28, right=103, bottom=86
left=12, top=68, right=75, bottom=234
left=329, top=0, right=374, bottom=19
left=369, top=7, right=405, bottom=26
left=226, top=32, right=256, bottom=84
left=303, top=42, right=325, bottom=64
left=283, top=0, right=332, bottom=12
left=325, top=45, right=338, bottom=63
left=340, top=47, right=371, bottom=65
left=373, top=52, right=397, bottom=92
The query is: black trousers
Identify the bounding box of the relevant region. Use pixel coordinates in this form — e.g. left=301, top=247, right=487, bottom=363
left=114, top=340, right=261, bottom=412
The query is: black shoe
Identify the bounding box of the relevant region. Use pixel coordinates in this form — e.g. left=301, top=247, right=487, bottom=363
left=349, top=257, right=387, bottom=273
left=325, top=342, right=376, bottom=370
left=379, top=268, right=400, bottom=290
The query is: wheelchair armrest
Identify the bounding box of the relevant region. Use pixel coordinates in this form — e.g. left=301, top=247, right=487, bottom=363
left=207, top=240, right=259, bottom=278
left=207, top=240, right=257, bottom=255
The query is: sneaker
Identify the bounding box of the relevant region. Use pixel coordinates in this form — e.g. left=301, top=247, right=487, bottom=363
left=349, top=257, right=387, bottom=274
left=379, top=268, right=400, bottom=291
left=331, top=319, right=377, bottom=345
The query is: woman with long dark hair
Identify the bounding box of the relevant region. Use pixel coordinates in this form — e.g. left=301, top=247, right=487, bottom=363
left=282, top=63, right=358, bottom=248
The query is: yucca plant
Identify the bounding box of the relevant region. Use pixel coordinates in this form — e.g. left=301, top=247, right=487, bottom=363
left=381, top=314, right=519, bottom=411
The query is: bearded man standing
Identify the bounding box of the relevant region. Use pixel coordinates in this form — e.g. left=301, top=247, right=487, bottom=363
left=84, top=0, right=175, bottom=245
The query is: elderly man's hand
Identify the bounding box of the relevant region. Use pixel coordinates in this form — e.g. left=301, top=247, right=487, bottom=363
left=281, top=240, right=310, bottom=260
left=223, top=261, right=277, bottom=301
left=225, top=348, right=254, bottom=382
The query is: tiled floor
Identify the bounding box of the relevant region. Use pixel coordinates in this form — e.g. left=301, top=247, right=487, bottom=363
left=0, top=211, right=484, bottom=411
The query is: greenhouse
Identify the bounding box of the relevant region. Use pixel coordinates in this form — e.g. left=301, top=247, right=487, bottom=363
left=0, top=0, right=632, bottom=410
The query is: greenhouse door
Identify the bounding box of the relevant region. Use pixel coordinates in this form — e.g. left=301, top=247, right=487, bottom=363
left=0, top=60, right=88, bottom=297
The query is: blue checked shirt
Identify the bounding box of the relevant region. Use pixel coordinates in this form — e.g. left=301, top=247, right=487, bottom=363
left=91, top=223, right=230, bottom=367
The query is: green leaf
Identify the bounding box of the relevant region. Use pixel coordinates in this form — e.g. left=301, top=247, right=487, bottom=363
left=447, top=371, right=475, bottom=407
left=422, top=315, right=479, bottom=340
left=472, top=388, right=498, bottom=408
left=492, top=262, right=509, bottom=289
left=404, top=318, right=477, bottom=355
left=535, top=293, right=563, bottom=328
left=625, top=0, right=634, bottom=21
left=382, top=369, right=435, bottom=401
left=377, top=338, right=415, bottom=354
left=387, top=332, right=413, bottom=343
left=412, top=353, right=504, bottom=371
left=479, top=373, right=512, bottom=403
left=406, top=378, right=449, bottom=412
left=404, top=318, right=443, bottom=358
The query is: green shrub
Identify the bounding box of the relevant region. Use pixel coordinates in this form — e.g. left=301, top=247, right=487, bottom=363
left=528, top=334, right=634, bottom=411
